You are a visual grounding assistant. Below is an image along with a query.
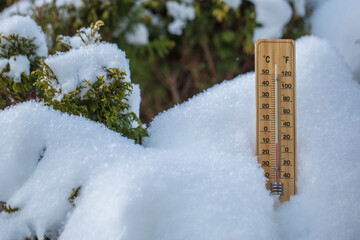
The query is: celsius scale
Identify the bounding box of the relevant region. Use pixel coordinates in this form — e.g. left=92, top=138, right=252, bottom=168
left=255, top=39, right=296, bottom=202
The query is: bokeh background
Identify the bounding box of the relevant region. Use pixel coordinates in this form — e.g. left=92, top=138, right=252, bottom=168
left=1, top=0, right=359, bottom=123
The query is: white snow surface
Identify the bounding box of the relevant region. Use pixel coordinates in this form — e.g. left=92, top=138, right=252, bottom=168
left=251, top=0, right=293, bottom=42
left=0, top=59, right=9, bottom=72
left=0, top=1, right=33, bottom=20
left=60, top=34, right=84, bottom=49
left=307, top=0, right=329, bottom=7
left=4, top=55, right=30, bottom=82
left=127, top=83, right=141, bottom=119
left=59, top=26, right=102, bottom=50
left=222, top=0, right=242, bottom=9
left=290, top=0, right=306, bottom=16
left=44, top=43, right=131, bottom=100
left=43, top=42, right=140, bottom=117
left=311, top=0, right=360, bottom=81
left=1, top=36, right=360, bottom=239
left=166, top=0, right=195, bottom=35
left=0, top=15, right=48, bottom=57
left=50, top=0, right=83, bottom=8
left=0, top=0, right=83, bottom=19
left=125, top=23, right=149, bottom=46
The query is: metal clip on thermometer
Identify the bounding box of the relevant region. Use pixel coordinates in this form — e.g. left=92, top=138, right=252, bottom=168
left=255, top=39, right=297, bottom=202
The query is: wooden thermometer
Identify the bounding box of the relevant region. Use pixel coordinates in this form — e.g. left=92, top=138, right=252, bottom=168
left=255, top=39, right=296, bottom=202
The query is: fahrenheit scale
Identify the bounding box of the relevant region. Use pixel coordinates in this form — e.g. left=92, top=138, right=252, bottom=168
left=255, top=39, right=296, bottom=202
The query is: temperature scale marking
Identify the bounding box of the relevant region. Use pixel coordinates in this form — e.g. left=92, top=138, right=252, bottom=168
left=255, top=39, right=297, bottom=202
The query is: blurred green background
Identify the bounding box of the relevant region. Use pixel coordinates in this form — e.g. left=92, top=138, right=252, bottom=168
left=0, top=0, right=309, bottom=123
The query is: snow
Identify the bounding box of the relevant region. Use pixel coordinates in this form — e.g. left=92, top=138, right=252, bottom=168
left=0, top=0, right=83, bottom=19
left=0, top=59, right=9, bottom=72
left=125, top=23, right=149, bottom=46
left=127, top=83, right=141, bottom=118
left=0, top=101, right=274, bottom=240
left=311, top=0, right=360, bottom=81
left=222, top=0, right=242, bottom=9
left=51, top=0, right=83, bottom=8
left=0, top=15, right=48, bottom=57
left=0, top=16, right=47, bottom=83
left=290, top=0, right=306, bottom=16
left=0, top=1, right=32, bottom=20
left=251, top=0, right=293, bottom=42
left=275, top=36, right=360, bottom=240
left=44, top=43, right=131, bottom=100
left=42, top=42, right=141, bottom=117
left=4, top=55, right=30, bottom=82
left=307, top=0, right=329, bottom=7
left=59, top=34, right=84, bottom=49
left=59, top=26, right=102, bottom=49
left=166, top=0, right=195, bottom=35
left=1, top=36, right=360, bottom=239
left=0, top=103, right=142, bottom=239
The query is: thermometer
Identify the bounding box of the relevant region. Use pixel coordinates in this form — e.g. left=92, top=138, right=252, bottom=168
left=255, top=39, right=297, bottom=202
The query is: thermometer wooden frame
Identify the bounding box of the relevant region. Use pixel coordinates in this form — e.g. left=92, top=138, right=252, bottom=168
left=255, top=39, right=297, bottom=202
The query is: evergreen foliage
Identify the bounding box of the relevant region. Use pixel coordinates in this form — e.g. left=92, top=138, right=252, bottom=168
left=118, top=0, right=260, bottom=121
left=0, top=1, right=12, bottom=12
left=1, top=0, right=310, bottom=122
left=55, top=20, right=105, bottom=51
left=4, top=0, right=308, bottom=121
left=34, top=21, right=148, bottom=143
left=25, top=236, right=51, bottom=240
left=68, top=186, right=82, bottom=207
left=34, top=62, right=147, bottom=143
left=0, top=17, right=147, bottom=143
left=0, top=33, right=41, bottom=108
left=0, top=203, right=19, bottom=214
left=75, top=20, right=104, bottom=45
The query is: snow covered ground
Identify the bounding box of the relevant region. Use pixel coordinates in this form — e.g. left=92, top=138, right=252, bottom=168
left=0, top=36, right=359, bottom=239
left=310, top=0, right=360, bottom=81
left=1, top=0, right=360, bottom=239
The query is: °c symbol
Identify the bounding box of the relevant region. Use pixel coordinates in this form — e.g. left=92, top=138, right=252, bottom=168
left=265, top=56, right=270, bottom=63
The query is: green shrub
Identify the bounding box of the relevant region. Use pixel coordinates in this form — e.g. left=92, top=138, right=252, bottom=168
left=34, top=21, right=148, bottom=144
left=0, top=203, right=19, bottom=214
left=68, top=186, right=82, bottom=207
left=0, top=33, right=41, bottom=108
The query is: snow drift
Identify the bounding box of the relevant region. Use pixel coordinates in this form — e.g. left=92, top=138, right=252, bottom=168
left=311, top=0, right=360, bottom=81
left=0, top=15, right=48, bottom=57
left=0, top=36, right=360, bottom=239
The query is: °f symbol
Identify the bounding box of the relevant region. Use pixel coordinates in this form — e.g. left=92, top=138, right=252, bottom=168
left=283, top=56, right=289, bottom=63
